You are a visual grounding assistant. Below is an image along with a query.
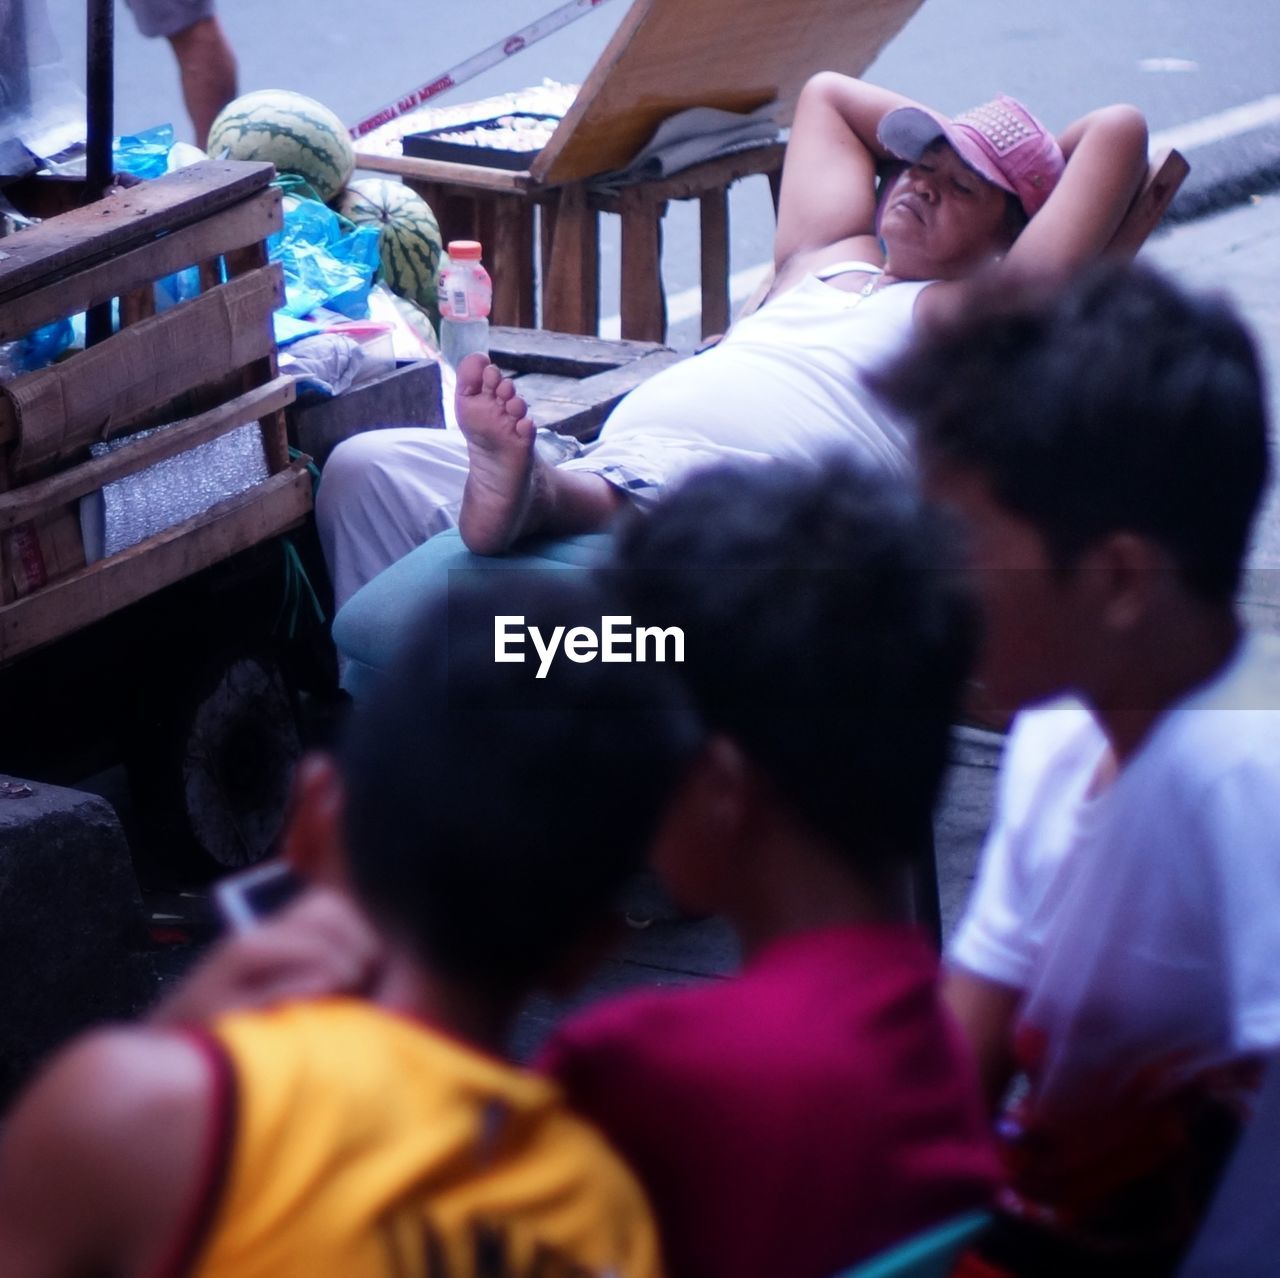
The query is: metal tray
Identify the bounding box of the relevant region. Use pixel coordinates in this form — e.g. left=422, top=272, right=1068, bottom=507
left=401, top=113, right=560, bottom=171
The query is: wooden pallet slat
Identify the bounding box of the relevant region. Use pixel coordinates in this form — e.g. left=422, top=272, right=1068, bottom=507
left=2, top=264, right=283, bottom=466
left=0, top=162, right=276, bottom=301
left=0, top=463, right=312, bottom=663
left=0, top=187, right=283, bottom=343
left=0, top=376, right=296, bottom=531
left=488, top=326, right=667, bottom=377
left=524, top=348, right=685, bottom=438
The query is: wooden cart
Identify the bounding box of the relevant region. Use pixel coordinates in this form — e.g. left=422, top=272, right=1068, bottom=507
left=357, top=0, right=923, bottom=342
left=0, top=160, right=311, bottom=666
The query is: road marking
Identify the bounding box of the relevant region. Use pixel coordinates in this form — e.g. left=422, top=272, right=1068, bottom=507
left=1138, top=58, right=1198, bottom=73
left=1150, top=93, right=1280, bottom=154
left=599, top=94, right=1280, bottom=338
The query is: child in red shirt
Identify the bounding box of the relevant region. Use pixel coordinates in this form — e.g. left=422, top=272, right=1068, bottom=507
left=537, top=461, right=998, bottom=1278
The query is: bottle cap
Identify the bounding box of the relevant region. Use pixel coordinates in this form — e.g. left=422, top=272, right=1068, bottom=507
left=447, top=240, right=483, bottom=260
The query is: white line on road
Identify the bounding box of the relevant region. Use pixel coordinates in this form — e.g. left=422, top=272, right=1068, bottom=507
left=1150, top=94, right=1280, bottom=154
left=600, top=94, right=1280, bottom=338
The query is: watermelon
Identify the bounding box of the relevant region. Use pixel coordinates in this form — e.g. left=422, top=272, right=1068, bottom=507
left=208, top=90, right=355, bottom=202
left=392, top=295, right=440, bottom=351
left=335, top=178, right=443, bottom=321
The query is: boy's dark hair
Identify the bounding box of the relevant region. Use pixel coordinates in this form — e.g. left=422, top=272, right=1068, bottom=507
left=340, top=574, right=702, bottom=1000
left=869, top=261, right=1270, bottom=603
left=608, top=460, right=974, bottom=888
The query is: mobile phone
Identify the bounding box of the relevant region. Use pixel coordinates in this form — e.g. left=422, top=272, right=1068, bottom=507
left=214, top=861, right=304, bottom=934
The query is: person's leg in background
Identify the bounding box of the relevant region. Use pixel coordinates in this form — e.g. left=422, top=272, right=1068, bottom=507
left=168, top=14, right=237, bottom=146
left=123, top=0, right=237, bottom=146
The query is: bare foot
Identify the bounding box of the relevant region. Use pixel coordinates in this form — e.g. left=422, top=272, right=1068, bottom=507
left=456, top=353, right=541, bottom=554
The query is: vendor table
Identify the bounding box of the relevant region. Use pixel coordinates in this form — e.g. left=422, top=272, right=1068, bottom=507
left=358, top=143, right=784, bottom=343
left=355, top=0, right=922, bottom=342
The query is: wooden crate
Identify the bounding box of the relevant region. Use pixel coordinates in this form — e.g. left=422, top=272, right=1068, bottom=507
left=0, top=160, right=311, bottom=665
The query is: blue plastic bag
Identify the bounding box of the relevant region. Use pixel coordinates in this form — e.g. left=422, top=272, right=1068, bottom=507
left=269, top=193, right=380, bottom=319
left=323, top=226, right=381, bottom=318
left=5, top=317, right=75, bottom=373
left=112, top=123, right=206, bottom=309
left=113, top=123, right=175, bottom=179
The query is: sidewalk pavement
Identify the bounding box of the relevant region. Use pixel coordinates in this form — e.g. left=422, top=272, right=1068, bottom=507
left=1145, top=191, right=1280, bottom=592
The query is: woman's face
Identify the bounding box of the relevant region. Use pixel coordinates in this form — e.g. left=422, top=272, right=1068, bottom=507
left=879, top=141, right=1014, bottom=281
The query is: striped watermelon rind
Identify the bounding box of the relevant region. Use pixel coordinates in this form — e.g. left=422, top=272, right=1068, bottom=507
left=335, top=178, right=443, bottom=323
left=208, top=90, right=355, bottom=203
left=390, top=295, right=440, bottom=352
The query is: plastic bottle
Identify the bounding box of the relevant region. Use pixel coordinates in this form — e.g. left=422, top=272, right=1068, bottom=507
left=438, top=240, right=492, bottom=369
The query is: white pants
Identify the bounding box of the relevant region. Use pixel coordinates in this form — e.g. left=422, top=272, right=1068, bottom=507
left=315, top=423, right=718, bottom=611
left=316, top=427, right=472, bottom=612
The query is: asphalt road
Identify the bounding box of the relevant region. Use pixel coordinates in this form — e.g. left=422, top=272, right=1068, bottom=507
left=42, top=0, right=1280, bottom=346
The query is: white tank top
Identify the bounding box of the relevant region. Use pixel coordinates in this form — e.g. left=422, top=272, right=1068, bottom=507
left=598, top=266, right=932, bottom=474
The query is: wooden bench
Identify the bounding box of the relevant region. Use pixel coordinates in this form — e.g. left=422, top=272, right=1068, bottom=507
left=0, top=160, right=311, bottom=665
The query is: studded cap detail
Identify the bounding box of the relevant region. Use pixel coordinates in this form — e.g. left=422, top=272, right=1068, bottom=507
left=954, top=101, right=1037, bottom=154
left=877, top=94, right=1067, bottom=217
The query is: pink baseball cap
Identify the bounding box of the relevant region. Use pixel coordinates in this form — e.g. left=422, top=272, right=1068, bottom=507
left=877, top=95, right=1065, bottom=217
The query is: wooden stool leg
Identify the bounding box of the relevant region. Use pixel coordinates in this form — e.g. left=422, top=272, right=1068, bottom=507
left=620, top=190, right=666, bottom=343
left=767, top=163, right=783, bottom=212
left=542, top=184, right=599, bottom=336
left=699, top=190, right=730, bottom=340
left=491, top=195, right=536, bottom=329
left=504, top=197, right=535, bottom=330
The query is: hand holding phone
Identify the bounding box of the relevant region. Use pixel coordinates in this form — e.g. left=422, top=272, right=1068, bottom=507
left=152, top=883, right=383, bottom=1026
left=214, top=861, right=305, bottom=934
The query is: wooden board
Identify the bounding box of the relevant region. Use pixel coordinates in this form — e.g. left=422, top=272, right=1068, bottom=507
left=0, top=187, right=282, bottom=343
left=0, top=161, right=276, bottom=302
left=1105, top=149, right=1190, bottom=259
left=0, top=377, right=296, bottom=531
left=289, top=361, right=444, bottom=467
left=0, top=463, right=312, bottom=663
left=489, top=326, right=672, bottom=377
left=530, top=0, right=923, bottom=184
left=489, top=326, right=685, bottom=440
left=1, top=265, right=283, bottom=468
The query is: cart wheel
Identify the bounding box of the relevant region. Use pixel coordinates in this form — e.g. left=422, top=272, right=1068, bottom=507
left=128, top=649, right=303, bottom=883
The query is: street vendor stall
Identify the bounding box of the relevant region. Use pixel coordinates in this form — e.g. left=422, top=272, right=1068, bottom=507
left=0, top=160, right=308, bottom=662
left=0, top=160, right=328, bottom=876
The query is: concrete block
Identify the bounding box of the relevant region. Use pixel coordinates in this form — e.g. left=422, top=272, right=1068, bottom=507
left=0, top=775, right=157, bottom=1107
left=936, top=726, right=1005, bottom=940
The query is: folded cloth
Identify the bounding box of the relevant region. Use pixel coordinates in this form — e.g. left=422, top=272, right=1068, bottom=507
left=279, top=333, right=369, bottom=399
left=591, top=105, right=780, bottom=191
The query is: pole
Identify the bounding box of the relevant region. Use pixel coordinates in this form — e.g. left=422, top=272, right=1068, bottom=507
left=348, top=0, right=616, bottom=141
left=85, top=0, right=113, bottom=345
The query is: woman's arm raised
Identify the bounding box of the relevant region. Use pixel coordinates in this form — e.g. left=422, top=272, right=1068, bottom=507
left=1003, top=103, right=1150, bottom=277
left=773, top=73, right=922, bottom=271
